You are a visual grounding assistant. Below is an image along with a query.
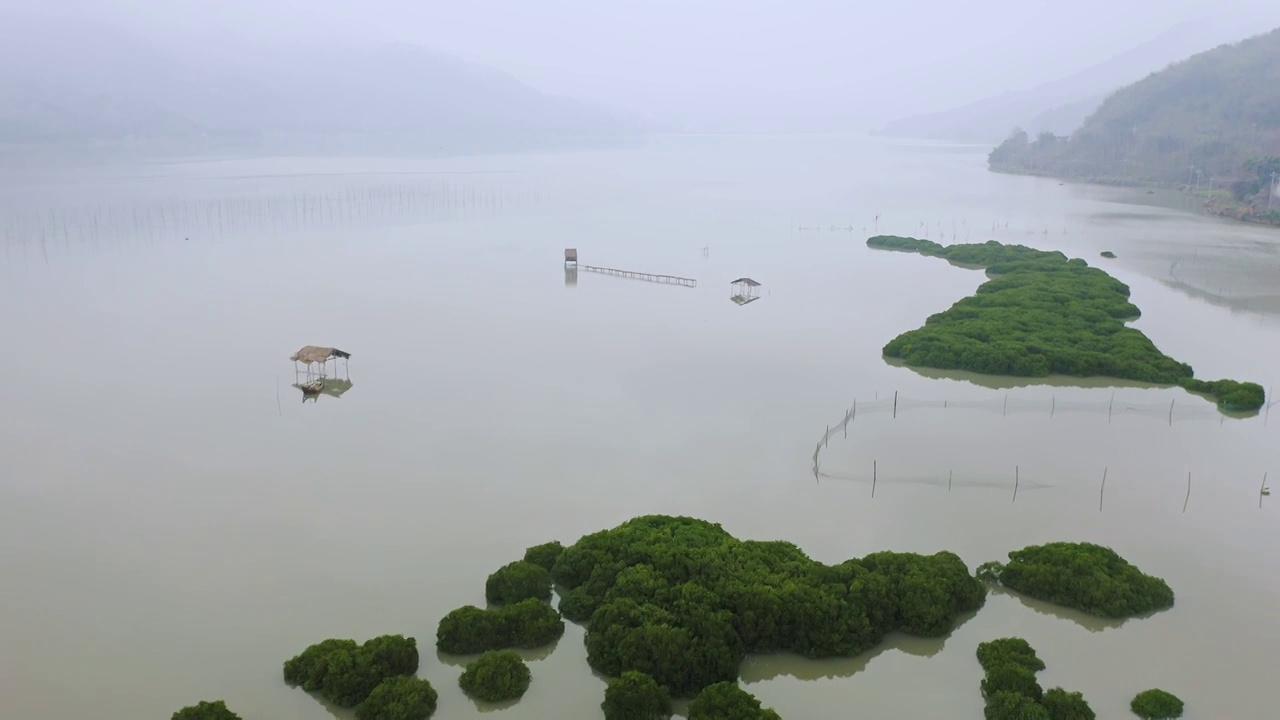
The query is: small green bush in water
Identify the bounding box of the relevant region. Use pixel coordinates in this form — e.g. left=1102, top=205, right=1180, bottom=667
left=282, top=635, right=419, bottom=707
left=602, top=671, right=672, bottom=720
left=436, top=598, right=564, bottom=654
left=355, top=676, right=438, bottom=720
left=866, top=236, right=1264, bottom=411
left=1100, top=251, right=1116, bottom=258
left=1130, top=689, right=1184, bottom=719
left=171, top=700, right=242, bottom=720
left=976, top=637, right=1095, bottom=720
left=458, top=650, right=531, bottom=703
left=485, top=560, right=553, bottom=604
left=976, top=637, right=1046, bottom=673
left=980, top=542, right=1174, bottom=619
left=687, top=682, right=781, bottom=720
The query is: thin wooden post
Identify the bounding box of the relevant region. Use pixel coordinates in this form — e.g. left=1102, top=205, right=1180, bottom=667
left=825, top=426, right=829, bottom=449
left=843, top=413, right=848, bottom=439
left=1003, top=394, right=1008, bottom=418
left=893, top=391, right=898, bottom=419
left=1051, top=395, right=1055, bottom=418
left=852, top=398, right=857, bottom=421
left=872, top=460, right=877, bottom=497
left=948, top=469, right=953, bottom=492
left=1099, top=467, right=1107, bottom=511
left=1183, top=471, right=1191, bottom=513
left=1108, top=391, right=1115, bottom=423
left=1168, top=398, right=1175, bottom=426
left=1260, top=472, right=1268, bottom=509
left=1012, top=465, right=1019, bottom=503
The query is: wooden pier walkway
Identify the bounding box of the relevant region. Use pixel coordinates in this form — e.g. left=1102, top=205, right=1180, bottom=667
left=578, top=264, right=697, bottom=287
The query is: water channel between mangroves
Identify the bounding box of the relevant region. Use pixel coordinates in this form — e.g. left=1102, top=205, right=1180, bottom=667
left=1, top=134, right=1278, bottom=720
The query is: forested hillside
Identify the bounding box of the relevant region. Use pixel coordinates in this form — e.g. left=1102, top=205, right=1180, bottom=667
left=989, top=27, right=1280, bottom=222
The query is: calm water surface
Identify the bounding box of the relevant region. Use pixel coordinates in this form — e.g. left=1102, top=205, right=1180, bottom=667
left=2, top=135, right=1278, bottom=720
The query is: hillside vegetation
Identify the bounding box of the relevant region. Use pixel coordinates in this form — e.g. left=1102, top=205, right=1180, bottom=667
left=988, top=28, right=1280, bottom=221
left=868, top=236, right=1265, bottom=411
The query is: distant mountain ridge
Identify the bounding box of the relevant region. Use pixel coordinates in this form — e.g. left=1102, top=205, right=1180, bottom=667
left=877, top=20, right=1270, bottom=144
left=989, top=28, right=1280, bottom=223
left=0, top=14, right=634, bottom=153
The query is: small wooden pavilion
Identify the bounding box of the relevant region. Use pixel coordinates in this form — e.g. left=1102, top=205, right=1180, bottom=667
left=290, top=345, right=351, bottom=380
left=730, top=277, right=761, bottom=305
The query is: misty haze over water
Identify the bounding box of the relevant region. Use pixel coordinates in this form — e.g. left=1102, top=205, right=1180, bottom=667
left=3, top=3, right=1280, bottom=720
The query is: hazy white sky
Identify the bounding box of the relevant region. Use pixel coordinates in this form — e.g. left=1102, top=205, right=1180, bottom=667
left=9, top=0, right=1280, bottom=130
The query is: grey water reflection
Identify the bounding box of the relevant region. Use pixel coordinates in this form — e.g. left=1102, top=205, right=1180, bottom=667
left=739, top=624, right=966, bottom=685
left=985, top=585, right=1129, bottom=633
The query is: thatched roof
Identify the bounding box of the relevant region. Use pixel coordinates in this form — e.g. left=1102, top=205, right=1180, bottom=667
left=291, top=345, right=351, bottom=364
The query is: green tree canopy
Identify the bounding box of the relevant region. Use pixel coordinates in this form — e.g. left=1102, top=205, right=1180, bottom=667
left=601, top=671, right=672, bottom=720
left=1130, top=689, right=1184, bottom=719
left=981, top=542, right=1174, bottom=619
left=436, top=598, right=564, bottom=654
left=546, top=515, right=985, bottom=697
left=985, top=691, right=1052, bottom=720
left=1043, top=687, right=1097, bottom=720
left=686, top=682, right=781, bottom=720
left=485, top=560, right=553, bottom=605
left=981, top=664, right=1044, bottom=702
left=171, top=700, right=242, bottom=720
left=282, top=635, right=419, bottom=708
left=976, top=638, right=1046, bottom=673
left=355, top=676, right=438, bottom=720
left=458, top=650, right=532, bottom=703
left=523, top=541, right=565, bottom=572
left=867, top=236, right=1264, bottom=412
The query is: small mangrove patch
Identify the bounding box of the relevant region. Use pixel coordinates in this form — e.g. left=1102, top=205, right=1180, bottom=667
left=976, top=637, right=1095, bottom=720
left=1130, top=689, right=1184, bottom=719
left=458, top=650, right=532, bottom=703
left=866, top=235, right=1264, bottom=411
left=978, top=542, right=1174, bottom=619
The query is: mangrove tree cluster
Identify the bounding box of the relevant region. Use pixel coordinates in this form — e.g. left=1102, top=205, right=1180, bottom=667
left=544, top=514, right=986, bottom=697
left=435, top=597, right=565, bottom=654
left=978, top=542, right=1174, bottom=619
left=485, top=560, right=554, bottom=605
left=1130, top=689, right=1185, bottom=719
left=687, top=682, right=782, bottom=720
left=601, top=671, right=673, bottom=720
left=457, top=650, right=532, bottom=703
left=867, top=236, right=1265, bottom=411
left=355, top=676, right=438, bottom=720
left=976, top=637, right=1095, bottom=720
left=282, top=634, right=423, bottom=710
left=171, top=700, right=242, bottom=720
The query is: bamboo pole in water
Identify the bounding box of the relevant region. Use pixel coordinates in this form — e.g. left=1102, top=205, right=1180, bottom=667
left=1099, top=467, right=1107, bottom=511
left=1012, top=466, right=1019, bottom=503
left=1183, top=472, right=1192, bottom=513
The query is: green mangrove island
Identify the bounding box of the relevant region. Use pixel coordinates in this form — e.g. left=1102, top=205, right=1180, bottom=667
left=458, top=650, right=532, bottom=703
left=282, top=634, right=436, bottom=719
left=976, top=637, right=1095, bottom=720
left=438, top=513, right=987, bottom=707
left=1130, top=688, right=1185, bottom=719
left=867, top=235, right=1265, bottom=411
left=978, top=542, right=1175, bottom=619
